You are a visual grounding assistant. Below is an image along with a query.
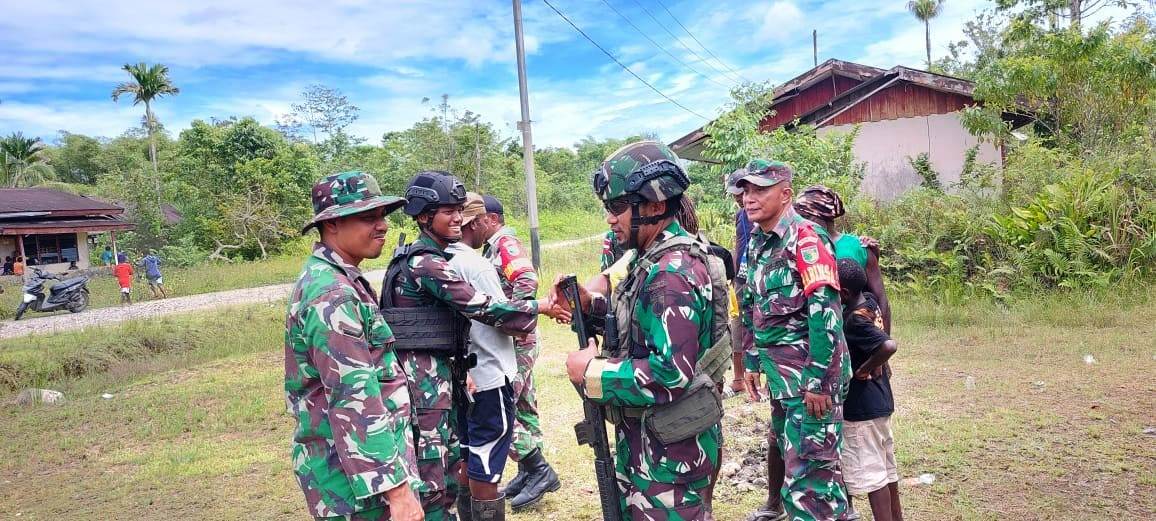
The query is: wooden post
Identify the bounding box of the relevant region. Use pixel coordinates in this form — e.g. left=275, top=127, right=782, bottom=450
left=110, top=231, right=119, bottom=262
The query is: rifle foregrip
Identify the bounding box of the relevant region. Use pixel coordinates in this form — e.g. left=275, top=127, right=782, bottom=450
left=594, top=459, right=622, bottom=521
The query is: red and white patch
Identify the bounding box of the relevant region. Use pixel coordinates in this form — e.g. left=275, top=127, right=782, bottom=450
left=795, top=226, right=839, bottom=296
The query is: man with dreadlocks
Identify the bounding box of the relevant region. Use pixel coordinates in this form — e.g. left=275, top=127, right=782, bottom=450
left=554, top=141, right=732, bottom=519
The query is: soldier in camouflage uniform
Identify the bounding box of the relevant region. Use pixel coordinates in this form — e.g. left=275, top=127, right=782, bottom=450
left=560, top=141, right=726, bottom=520
left=737, top=160, right=852, bottom=521
left=285, top=170, right=423, bottom=521
left=383, top=171, right=563, bottom=521
left=472, top=195, right=561, bottom=510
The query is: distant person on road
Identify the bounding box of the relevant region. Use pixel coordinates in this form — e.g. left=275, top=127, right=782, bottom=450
left=285, top=170, right=423, bottom=521
left=139, top=250, right=167, bottom=299
left=101, top=246, right=114, bottom=267
left=13, top=256, right=25, bottom=276
left=837, top=259, right=902, bottom=521
left=114, top=253, right=134, bottom=305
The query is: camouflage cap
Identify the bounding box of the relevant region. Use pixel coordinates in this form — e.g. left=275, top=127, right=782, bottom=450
left=302, top=171, right=405, bottom=234
left=592, top=140, right=690, bottom=202
left=725, top=167, right=746, bottom=195
left=461, top=192, right=486, bottom=225
left=736, top=159, right=793, bottom=189
left=794, top=184, right=846, bottom=220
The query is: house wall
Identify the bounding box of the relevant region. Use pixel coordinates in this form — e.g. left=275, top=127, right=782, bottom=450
left=0, top=232, right=91, bottom=275
left=818, top=112, right=1002, bottom=200
left=826, top=82, right=974, bottom=126
left=761, top=75, right=863, bottom=130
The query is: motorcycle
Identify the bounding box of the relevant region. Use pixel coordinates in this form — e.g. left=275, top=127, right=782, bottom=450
left=14, top=268, right=90, bottom=320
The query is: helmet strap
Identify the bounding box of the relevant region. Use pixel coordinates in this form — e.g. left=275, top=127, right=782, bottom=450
left=626, top=196, right=678, bottom=250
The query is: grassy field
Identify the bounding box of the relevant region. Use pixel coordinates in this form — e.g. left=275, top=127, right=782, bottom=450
left=0, top=210, right=606, bottom=321
left=0, top=240, right=1153, bottom=519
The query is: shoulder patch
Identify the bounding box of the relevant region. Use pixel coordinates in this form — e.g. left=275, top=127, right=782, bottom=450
left=795, top=226, right=839, bottom=296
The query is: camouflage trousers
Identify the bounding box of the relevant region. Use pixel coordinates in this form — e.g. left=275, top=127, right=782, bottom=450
left=399, top=351, right=461, bottom=521
left=316, top=505, right=392, bottom=521
left=613, top=417, right=721, bottom=520
left=769, top=397, right=848, bottom=521
left=509, top=334, right=543, bottom=460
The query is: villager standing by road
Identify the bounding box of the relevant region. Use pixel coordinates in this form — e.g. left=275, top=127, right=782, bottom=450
left=113, top=253, right=134, bottom=305
left=556, top=141, right=731, bottom=519
left=474, top=194, right=560, bottom=510
left=284, top=170, right=423, bottom=521
left=139, top=250, right=167, bottom=299
left=738, top=159, right=851, bottom=521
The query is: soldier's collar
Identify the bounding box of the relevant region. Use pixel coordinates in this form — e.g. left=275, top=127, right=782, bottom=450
left=486, top=226, right=515, bottom=247
left=770, top=206, right=798, bottom=239
left=311, top=242, right=365, bottom=280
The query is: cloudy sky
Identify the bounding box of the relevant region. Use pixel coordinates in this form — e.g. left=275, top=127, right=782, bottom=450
left=0, top=0, right=1140, bottom=148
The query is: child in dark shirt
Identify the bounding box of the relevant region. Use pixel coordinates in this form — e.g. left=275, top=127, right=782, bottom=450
left=837, top=259, right=903, bottom=521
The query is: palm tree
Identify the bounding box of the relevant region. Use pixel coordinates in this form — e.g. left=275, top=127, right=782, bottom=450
left=111, top=62, right=180, bottom=205
left=0, top=132, right=53, bottom=187
left=907, top=0, right=945, bottom=70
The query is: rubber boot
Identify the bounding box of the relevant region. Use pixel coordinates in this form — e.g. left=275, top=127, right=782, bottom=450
left=471, top=495, right=505, bottom=521
left=456, top=490, right=472, bottom=521
left=499, top=458, right=530, bottom=499
left=510, top=448, right=560, bottom=511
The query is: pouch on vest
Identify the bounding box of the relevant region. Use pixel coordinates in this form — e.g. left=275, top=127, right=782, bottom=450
left=642, top=373, right=723, bottom=444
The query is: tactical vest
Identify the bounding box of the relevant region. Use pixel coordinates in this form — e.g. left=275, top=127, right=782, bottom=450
left=603, top=232, right=732, bottom=443
left=380, top=242, right=470, bottom=355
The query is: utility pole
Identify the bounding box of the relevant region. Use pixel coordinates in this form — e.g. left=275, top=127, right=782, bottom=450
left=512, top=0, right=541, bottom=269
left=813, top=30, right=818, bottom=66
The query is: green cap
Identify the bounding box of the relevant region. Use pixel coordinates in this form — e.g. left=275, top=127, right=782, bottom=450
left=736, top=159, right=793, bottom=189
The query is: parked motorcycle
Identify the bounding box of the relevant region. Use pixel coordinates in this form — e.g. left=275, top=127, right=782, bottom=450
left=14, top=268, right=90, bottom=320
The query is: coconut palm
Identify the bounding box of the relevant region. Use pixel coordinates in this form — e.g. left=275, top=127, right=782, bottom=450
left=111, top=62, right=180, bottom=205
left=0, top=132, right=53, bottom=187
left=907, top=0, right=945, bottom=70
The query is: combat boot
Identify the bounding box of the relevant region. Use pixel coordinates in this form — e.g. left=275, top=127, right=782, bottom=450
left=456, top=490, right=472, bottom=521
left=510, top=448, right=560, bottom=510
left=499, top=458, right=530, bottom=498
left=471, top=495, right=505, bottom=521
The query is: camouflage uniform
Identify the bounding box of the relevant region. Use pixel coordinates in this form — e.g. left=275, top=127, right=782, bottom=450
left=600, top=230, right=627, bottom=271
left=285, top=171, right=417, bottom=520
left=482, top=226, right=542, bottom=460
left=386, top=233, right=539, bottom=520
left=742, top=193, right=851, bottom=521
left=580, top=141, right=722, bottom=520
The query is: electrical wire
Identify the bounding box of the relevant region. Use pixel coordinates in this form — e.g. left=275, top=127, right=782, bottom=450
left=597, top=0, right=730, bottom=89
left=541, top=0, right=709, bottom=121
left=655, top=0, right=753, bottom=83
left=630, top=0, right=746, bottom=85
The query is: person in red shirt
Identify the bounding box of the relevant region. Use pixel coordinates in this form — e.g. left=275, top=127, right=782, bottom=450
left=113, top=253, right=134, bottom=304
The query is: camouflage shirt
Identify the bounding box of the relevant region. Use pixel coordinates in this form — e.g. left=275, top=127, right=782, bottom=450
left=284, top=243, right=418, bottom=518
left=599, top=230, right=627, bottom=271
left=741, top=207, right=850, bottom=400
left=581, top=221, right=715, bottom=407
left=483, top=226, right=538, bottom=300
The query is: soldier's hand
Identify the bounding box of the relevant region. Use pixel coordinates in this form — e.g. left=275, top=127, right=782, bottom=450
left=743, top=371, right=764, bottom=402
left=537, top=295, right=572, bottom=323
left=566, top=339, right=598, bottom=385
left=383, top=483, right=424, bottom=521
left=803, top=391, right=833, bottom=418
left=466, top=374, right=477, bottom=395
left=551, top=273, right=592, bottom=313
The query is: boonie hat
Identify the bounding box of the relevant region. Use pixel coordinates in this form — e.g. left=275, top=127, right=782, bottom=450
left=302, top=171, right=405, bottom=234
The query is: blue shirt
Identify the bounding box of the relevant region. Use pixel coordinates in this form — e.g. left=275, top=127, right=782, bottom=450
left=101, top=250, right=114, bottom=264
left=141, top=255, right=162, bottom=278
left=735, top=210, right=753, bottom=275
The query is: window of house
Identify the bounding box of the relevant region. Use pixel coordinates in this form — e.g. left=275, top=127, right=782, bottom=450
left=22, top=234, right=79, bottom=265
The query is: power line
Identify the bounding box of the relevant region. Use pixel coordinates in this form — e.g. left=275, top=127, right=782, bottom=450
left=541, top=0, right=709, bottom=121
left=655, top=0, right=753, bottom=84
left=630, top=0, right=745, bottom=85
left=597, top=0, right=730, bottom=90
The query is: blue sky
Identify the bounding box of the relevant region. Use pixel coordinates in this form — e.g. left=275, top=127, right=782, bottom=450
left=0, top=0, right=1138, bottom=148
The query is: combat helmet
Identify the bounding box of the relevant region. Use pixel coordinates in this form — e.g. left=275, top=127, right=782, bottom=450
left=592, top=140, right=690, bottom=203
left=403, top=171, right=467, bottom=217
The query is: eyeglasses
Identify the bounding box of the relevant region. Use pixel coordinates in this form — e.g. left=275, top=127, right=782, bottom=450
left=603, top=198, right=633, bottom=215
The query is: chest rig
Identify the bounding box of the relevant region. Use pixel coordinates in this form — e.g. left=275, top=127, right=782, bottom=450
left=602, top=232, right=732, bottom=443
left=379, top=241, right=470, bottom=355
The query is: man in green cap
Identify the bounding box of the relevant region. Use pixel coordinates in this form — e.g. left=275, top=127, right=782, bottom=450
left=556, top=140, right=731, bottom=519
left=738, top=160, right=851, bottom=521
left=285, top=170, right=423, bottom=521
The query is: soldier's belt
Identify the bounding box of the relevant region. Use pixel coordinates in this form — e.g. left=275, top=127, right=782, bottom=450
left=381, top=307, right=468, bottom=354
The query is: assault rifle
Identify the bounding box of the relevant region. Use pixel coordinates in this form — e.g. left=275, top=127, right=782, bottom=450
left=559, top=275, right=622, bottom=521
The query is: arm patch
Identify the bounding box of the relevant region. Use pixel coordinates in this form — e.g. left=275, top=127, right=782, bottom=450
left=795, top=226, right=839, bottom=296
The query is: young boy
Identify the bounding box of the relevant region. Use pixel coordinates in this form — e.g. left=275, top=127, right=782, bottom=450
left=113, top=253, right=134, bottom=304
left=837, top=258, right=903, bottom=521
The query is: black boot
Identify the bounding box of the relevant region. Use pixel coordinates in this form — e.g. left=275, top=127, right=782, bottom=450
left=456, top=490, right=472, bottom=521
left=499, top=458, right=531, bottom=498
left=471, top=494, right=505, bottom=521
left=510, top=448, right=560, bottom=511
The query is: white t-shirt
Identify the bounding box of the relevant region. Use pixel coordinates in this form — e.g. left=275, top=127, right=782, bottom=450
left=446, top=242, right=518, bottom=391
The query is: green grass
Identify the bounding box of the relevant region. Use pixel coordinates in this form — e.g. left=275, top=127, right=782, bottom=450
left=1, top=245, right=1154, bottom=519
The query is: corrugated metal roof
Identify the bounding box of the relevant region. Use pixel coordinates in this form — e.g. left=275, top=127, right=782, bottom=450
left=0, top=188, right=125, bottom=216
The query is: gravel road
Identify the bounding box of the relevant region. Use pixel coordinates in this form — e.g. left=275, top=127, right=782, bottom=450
left=0, top=233, right=604, bottom=340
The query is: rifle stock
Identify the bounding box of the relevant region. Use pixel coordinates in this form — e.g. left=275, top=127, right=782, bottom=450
left=560, top=275, right=622, bottom=521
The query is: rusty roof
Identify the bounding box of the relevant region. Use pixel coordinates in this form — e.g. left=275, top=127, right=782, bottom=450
left=0, top=188, right=125, bottom=218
